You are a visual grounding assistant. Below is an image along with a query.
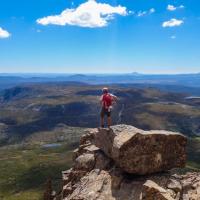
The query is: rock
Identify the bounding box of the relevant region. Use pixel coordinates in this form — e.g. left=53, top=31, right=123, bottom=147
left=182, top=193, right=189, bottom=200
left=62, top=169, right=72, bottom=185
left=180, top=172, right=200, bottom=200
left=167, top=179, right=182, bottom=193
left=93, top=125, right=187, bottom=174
left=64, top=168, right=145, bottom=200
left=62, top=183, right=73, bottom=197
left=73, top=144, right=99, bottom=161
left=84, top=144, right=100, bottom=153
left=142, top=180, right=175, bottom=200
left=80, top=130, right=95, bottom=145
left=95, top=151, right=112, bottom=170
left=65, top=170, right=114, bottom=200
left=72, top=148, right=79, bottom=161
left=166, top=189, right=177, bottom=199
left=54, top=124, right=200, bottom=200
left=62, top=169, right=200, bottom=200
left=74, top=153, right=95, bottom=171
left=175, top=192, right=181, bottom=200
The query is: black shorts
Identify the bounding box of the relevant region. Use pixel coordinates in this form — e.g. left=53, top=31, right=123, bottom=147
left=100, top=107, right=111, bottom=117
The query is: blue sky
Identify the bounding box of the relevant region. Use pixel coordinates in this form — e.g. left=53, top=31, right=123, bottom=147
left=0, top=0, right=199, bottom=74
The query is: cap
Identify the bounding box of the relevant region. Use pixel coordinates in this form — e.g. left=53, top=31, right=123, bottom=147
left=102, top=87, right=109, bottom=93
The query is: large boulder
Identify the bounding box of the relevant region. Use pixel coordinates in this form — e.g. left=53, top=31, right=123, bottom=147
left=56, top=125, right=200, bottom=200
left=93, top=125, right=187, bottom=174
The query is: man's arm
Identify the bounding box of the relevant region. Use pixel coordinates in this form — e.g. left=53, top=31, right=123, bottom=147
left=100, top=95, right=103, bottom=105
left=111, top=94, right=118, bottom=102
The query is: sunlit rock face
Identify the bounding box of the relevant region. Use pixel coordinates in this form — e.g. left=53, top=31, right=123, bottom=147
left=93, top=125, right=187, bottom=174
left=51, top=125, right=200, bottom=200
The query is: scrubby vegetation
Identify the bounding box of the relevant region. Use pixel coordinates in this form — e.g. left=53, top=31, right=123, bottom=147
left=0, top=143, right=74, bottom=200
left=0, top=125, right=84, bottom=200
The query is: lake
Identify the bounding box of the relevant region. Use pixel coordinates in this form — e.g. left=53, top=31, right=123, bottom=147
left=42, top=143, right=62, bottom=148
left=185, top=96, right=200, bottom=100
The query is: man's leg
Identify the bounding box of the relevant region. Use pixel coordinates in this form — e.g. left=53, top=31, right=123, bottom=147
left=100, top=117, right=104, bottom=128
left=107, top=116, right=112, bottom=128
left=100, top=108, right=105, bottom=128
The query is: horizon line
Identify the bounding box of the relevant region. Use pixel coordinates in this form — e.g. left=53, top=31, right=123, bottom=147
left=0, top=72, right=200, bottom=76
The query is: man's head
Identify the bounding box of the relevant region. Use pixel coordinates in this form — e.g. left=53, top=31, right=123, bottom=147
left=102, top=87, right=109, bottom=94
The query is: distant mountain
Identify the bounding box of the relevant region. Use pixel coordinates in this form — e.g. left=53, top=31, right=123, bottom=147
left=69, top=74, right=87, bottom=78
left=131, top=72, right=142, bottom=75
left=1, top=73, right=200, bottom=91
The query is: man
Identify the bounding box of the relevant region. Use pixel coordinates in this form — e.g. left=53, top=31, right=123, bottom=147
left=100, top=87, right=117, bottom=128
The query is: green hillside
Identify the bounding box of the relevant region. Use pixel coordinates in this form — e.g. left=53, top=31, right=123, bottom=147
left=0, top=126, right=84, bottom=200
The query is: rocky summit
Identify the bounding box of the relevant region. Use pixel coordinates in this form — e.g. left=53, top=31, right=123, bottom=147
left=93, top=125, right=187, bottom=174
left=52, top=124, right=200, bottom=200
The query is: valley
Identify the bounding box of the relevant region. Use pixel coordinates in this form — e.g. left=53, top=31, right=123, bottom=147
left=0, top=82, right=200, bottom=145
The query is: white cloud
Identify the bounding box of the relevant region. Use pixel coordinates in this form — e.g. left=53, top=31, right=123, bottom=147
left=128, top=10, right=134, bottom=15
left=167, top=5, right=176, bottom=11
left=137, top=8, right=155, bottom=17
left=0, top=27, right=11, bottom=38
left=171, top=35, right=176, bottom=39
left=137, top=11, right=147, bottom=17
left=37, top=0, right=127, bottom=28
left=179, top=5, right=185, bottom=9
left=162, top=18, right=184, bottom=27
left=149, top=8, right=155, bottom=14
left=167, top=4, right=184, bottom=11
